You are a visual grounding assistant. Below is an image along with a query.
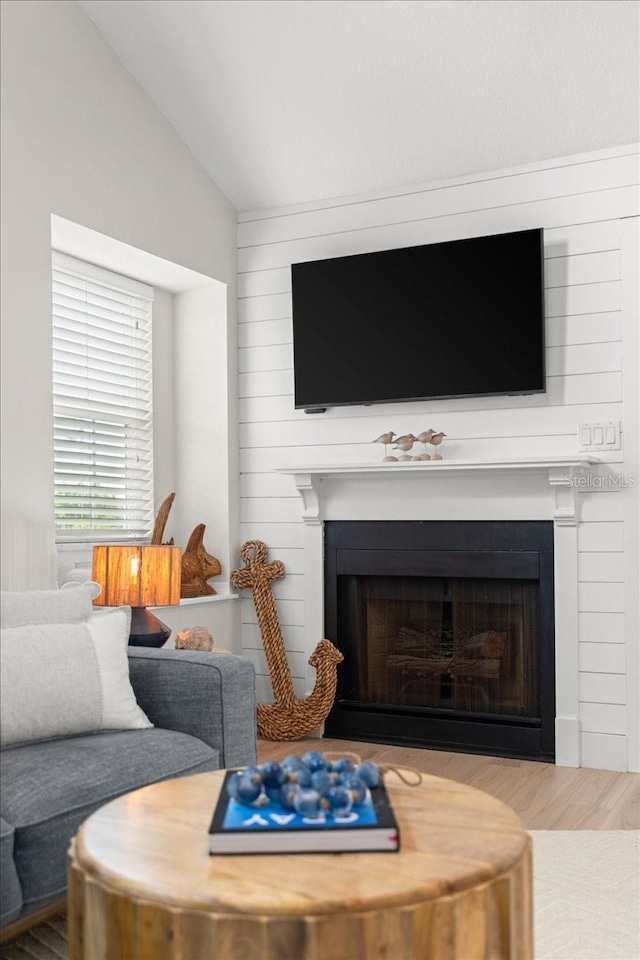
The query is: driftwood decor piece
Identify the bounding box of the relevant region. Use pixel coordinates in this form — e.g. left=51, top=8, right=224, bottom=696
left=151, top=494, right=222, bottom=598
left=231, top=540, right=343, bottom=741
left=151, top=492, right=176, bottom=545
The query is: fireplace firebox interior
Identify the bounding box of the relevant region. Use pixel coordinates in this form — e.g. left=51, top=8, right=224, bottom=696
left=324, top=521, right=555, bottom=761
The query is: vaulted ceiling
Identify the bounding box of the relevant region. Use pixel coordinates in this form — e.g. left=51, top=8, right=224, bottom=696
left=80, top=0, right=639, bottom=211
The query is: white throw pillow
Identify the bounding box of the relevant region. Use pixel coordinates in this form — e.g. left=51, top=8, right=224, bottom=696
left=0, top=604, right=152, bottom=748
left=1, top=584, right=94, bottom=628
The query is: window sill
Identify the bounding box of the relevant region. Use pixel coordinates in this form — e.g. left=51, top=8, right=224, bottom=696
left=151, top=584, right=238, bottom=609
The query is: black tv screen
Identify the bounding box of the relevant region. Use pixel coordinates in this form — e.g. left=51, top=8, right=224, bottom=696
left=291, top=228, right=545, bottom=411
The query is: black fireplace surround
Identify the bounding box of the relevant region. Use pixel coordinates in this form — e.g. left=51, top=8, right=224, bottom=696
left=324, top=520, right=555, bottom=761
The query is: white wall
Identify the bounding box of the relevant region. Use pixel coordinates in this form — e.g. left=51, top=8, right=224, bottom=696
left=174, top=283, right=231, bottom=569
left=0, top=0, right=240, bottom=642
left=237, top=147, right=639, bottom=771
left=152, top=287, right=178, bottom=505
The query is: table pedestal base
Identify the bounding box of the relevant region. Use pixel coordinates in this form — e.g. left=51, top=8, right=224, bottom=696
left=69, top=842, right=532, bottom=960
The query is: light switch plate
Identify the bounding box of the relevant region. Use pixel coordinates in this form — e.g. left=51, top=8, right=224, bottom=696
left=578, top=420, right=621, bottom=451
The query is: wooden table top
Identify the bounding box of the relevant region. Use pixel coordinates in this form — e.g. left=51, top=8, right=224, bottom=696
left=73, top=768, right=528, bottom=918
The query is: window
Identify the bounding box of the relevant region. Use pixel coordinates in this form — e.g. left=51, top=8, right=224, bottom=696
left=52, top=253, right=154, bottom=541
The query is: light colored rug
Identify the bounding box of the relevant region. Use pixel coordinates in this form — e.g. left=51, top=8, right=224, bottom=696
left=532, top=830, right=639, bottom=960
left=1, top=831, right=638, bottom=959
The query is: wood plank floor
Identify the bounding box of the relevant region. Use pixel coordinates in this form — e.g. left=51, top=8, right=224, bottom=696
left=257, top=738, right=640, bottom=830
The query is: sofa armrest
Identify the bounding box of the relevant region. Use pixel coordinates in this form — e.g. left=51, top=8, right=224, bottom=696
left=0, top=816, right=23, bottom=926
left=127, top=648, right=257, bottom=769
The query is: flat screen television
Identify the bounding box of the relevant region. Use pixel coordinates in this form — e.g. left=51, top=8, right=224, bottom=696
left=291, top=228, right=545, bottom=412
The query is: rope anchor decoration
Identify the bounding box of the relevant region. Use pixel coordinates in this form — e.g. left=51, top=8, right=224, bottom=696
left=231, top=540, right=344, bottom=741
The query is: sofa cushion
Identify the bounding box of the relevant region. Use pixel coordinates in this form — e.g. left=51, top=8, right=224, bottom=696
left=0, top=816, right=22, bottom=925
left=1, top=606, right=152, bottom=747
left=1, top=728, right=219, bottom=909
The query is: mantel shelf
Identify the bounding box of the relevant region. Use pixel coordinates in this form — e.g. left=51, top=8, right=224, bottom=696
left=276, top=455, right=603, bottom=527
left=277, top=454, right=602, bottom=478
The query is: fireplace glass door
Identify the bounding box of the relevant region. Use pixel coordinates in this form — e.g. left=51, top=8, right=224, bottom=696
left=340, top=575, right=540, bottom=721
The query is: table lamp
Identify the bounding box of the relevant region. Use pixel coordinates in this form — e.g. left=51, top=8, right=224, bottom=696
left=92, top=544, right=181, bottom=647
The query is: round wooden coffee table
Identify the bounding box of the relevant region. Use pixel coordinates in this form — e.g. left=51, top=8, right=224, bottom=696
left=68, top=769, right=532, bottom=960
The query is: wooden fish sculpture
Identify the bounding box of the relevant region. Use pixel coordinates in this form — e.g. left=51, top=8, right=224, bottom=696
left=181, top=524, right=222, bottom=597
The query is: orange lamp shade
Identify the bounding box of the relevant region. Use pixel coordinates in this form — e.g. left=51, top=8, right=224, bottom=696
left=92, top=545, right=181, bottom=608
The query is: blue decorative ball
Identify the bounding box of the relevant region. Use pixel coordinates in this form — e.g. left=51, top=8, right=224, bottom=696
left=322, top=785, right=353, bottom=817
left=279, top=782, right=301, bottom=810
left=355, top=761, right=380, bottom=788
left=285, top=765, right=312, bottom=788
left=242, top=765, right=264, bottom=785
left=294, top=788, right=323, bottom=819
left=331, top=757, right=356, bottom=778
left=310, top=769, right=334, bottom=794
left=281, top=755, right=307, bottom=773
left=260, top=761, right=285, bottom=789
left=340, top=775, right=369, bottom=806
left=302, top=750, right=331, bottom=773
left=235, top=773, right=262, bottom=805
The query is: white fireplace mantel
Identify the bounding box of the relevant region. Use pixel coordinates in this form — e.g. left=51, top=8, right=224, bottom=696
left=278, top=455, right=602, bottom=527
left=277, top=453, right=603, bottom=768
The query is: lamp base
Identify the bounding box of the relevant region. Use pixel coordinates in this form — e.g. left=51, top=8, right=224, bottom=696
left=129, top=607, right=172, bottom=648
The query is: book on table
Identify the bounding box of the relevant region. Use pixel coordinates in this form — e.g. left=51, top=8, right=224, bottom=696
left=208, top=771, right=400, bottom=855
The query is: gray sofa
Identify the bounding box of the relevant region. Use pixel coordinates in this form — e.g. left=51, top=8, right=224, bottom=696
left=0, top=647, right=257, bottom=929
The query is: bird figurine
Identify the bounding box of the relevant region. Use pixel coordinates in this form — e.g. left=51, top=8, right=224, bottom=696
left=372, top=431, right=397, bottom=461
left=429, top=431, right=447, bottom=460
left=393, top=434, right=417, bottom=461
left=393, top=434, right=416, bottom=446
left=416, top=429, right=435, bottom=458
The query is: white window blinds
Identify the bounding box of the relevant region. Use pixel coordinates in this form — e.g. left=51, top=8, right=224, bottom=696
left=52, top=253, right=155, bottom=541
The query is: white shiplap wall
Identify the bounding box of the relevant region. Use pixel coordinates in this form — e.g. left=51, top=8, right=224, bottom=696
left=237, top=146, right=640, bottom=771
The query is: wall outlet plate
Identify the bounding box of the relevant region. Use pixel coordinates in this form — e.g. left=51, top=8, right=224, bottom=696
left=578, top=420, right=621, bottom=451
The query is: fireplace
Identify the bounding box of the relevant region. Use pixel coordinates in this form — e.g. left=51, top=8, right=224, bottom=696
left=324, top=520, right=555, bottom=761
